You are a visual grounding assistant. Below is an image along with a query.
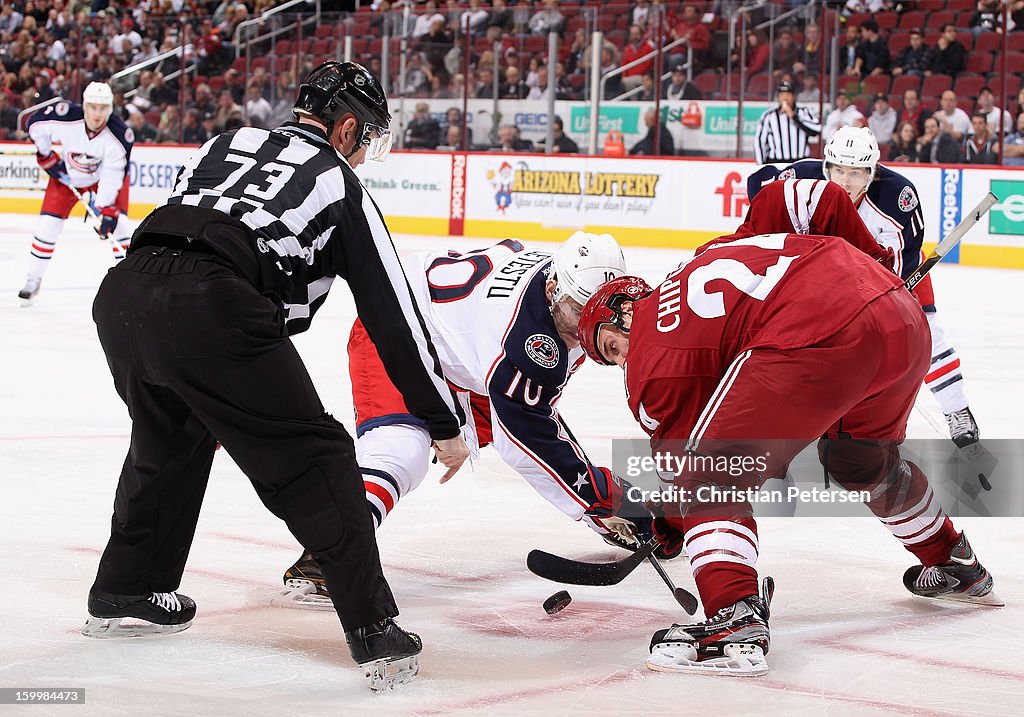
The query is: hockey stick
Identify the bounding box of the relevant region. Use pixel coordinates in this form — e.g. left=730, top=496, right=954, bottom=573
left=904, top=192, right=997, bottom=292
left=527, top=537, right=698, bottom=615
left=66, top=183, right=127, bottom=260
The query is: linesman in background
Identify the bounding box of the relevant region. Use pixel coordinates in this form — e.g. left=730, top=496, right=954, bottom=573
left=753, top=80, right=821, bottom=164
left=82, top=61, right=469, bottom=691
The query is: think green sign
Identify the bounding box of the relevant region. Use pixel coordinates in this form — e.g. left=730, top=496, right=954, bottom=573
left=989, top=180, right=1024, bottom=235
left=704, top=105, right=768, bottom=136
left=569, top=106, right=641, bottom=134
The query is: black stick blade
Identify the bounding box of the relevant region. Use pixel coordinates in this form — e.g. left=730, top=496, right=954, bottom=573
left=526, top=538, right=658, bottom=586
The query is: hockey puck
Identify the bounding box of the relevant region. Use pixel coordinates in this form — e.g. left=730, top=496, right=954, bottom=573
left=543, top=590, right=572, bottom=614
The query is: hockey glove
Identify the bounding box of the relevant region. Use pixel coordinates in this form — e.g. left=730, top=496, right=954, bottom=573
left=98, top=206, right=119, bottom=238
left=36, top=151, right=69, bottom=184
left=877, top=246, right=896, bottom=274
left=651, top=517, right=686, bottom=561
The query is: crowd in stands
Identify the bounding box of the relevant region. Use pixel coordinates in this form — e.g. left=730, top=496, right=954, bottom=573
left=2, top=0, right=1024, bottom=162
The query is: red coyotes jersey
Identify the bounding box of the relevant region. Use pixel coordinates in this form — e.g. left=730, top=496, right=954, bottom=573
left=625, top=232, right=904, bottom=441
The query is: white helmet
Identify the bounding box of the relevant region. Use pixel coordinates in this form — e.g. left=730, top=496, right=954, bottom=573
left=552, top=231, right=627, bottom=305
left=83, top=81, right=114, bottom=107
left=823, top=125, right=879, bottom=173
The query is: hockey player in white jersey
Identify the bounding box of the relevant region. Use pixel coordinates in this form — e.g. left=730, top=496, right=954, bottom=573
left=747, top=126, right=982, bottom=450
left=279, top=232, right=665, bottom=606
left=18, top=81, right=134, bottom=304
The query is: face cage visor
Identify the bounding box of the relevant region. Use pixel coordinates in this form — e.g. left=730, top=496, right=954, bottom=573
left=361, top=122, right=393, bottom=162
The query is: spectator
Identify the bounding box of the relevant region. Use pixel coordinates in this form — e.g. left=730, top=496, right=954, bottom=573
left=131, top=38, right=159, bottom=66
left=0, top=92, right=18, bottom=133
left=461, top=0, right=490, bottom=35
left=631, top=0, right=653, bottom=31
left=412, top=1, right=440, bottom=38
left=1012, top=0, right=1024, bottom=32
left=475, top=65, right=495, bottom=99
left=418, top=14, right=454, bottom=75
left=629, top=108, right=675, bottom=156
left=128, top=110, right=158, bottom=144
left=891, top=28, right=929, bottom=78
left=1002, top=112, right=1024, bottom=166
left=664, top=64, right=702, bottom=101
left=440, top=124, right=465, bottom=150
left=215, top=90, right=243, bottom=132
left=969, top=0, right=1002, bottom=38
left=772, top=29, right=800, bottom=80
left=404, top=51, right=430, bottom=97
left=565, top=27, right=587, bottom=75
left=869, top=93, right=897, bottom=146
left=925, top=25, right=966, bottom=78
left=155, top=105, right=181, bottom=144
left=126, top=71, right=155, bottom=115
left=621, top=24, right=655, bottom=91
left=638, top=71, right=656, bottom=101
left=964, top=112, right=1000, bottom=163
left=405, top=101, right=442, bottom=149
left=853, top=20, right=890, bottom=78
left=496, top=123, right=533, bottom=152
left=200, top=111, right=219, bottom=141
left=822, top=89, right=866, bottom=142
left=487, top=0, right=513, bottom=33
left=670, top=6, right=711, bottom=72
left=897, top=87, right=930, bottom=136
left=442, top=107, right=472, bottom=146
left=112, top=17, right=143, bottom=57
left=536, top=115, right=579, bottom=154
left=917, top=115, right=963, bottom=163
left=529, top=0, right=565, bottom=35
left=526, top=64, right=552, bottom=100
left=271, top=74, right=297, bottom=127
left=933, top=90, right=972, bottom=142
left=597, top=46, right=625, bottom=99
left=840, top=0, right=893, bottom=22
left=499, top=65, right=528, bottom=100
left=181, top=108, right=205, bottom=145
left=840, top=24, right=860, bottom=75
left=888, top=121, right=921, bottom=162
left=976, top=86, right=1013, bottom=136
left=793, top=22, right=822, bottom=76
left=732, top=29, right=769, bottom=75
left=190, top=83, right=216, bottom=118
left=796, top=74, right=820, bottom=104
left=244, top=82, right=273, bottom=129
left=222, top=68, right=245, bottom=105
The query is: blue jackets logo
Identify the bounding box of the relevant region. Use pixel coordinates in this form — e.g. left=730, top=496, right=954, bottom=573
left=525, top=333, right=559, bottom=368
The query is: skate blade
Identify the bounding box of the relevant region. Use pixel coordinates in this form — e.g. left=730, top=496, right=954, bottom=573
left=915, top=589, right=1005, bottom=608
left=272, top=580, right=335, bottom=611
left=363, top=654, right=420, bottom=692
left=646, top=642, right=768, bottom=677
left=81, top=616, right=193, bottom=639
left=18, top=296, right=35, bottom=307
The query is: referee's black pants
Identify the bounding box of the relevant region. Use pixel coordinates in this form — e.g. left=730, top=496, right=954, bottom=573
left=90, top=248, right=398, bottom=630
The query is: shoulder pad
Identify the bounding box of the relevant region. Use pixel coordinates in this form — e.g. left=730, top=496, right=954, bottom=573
left=27, top=101, right=83, bottom=127
left=106, top=114, right=134, bottom=155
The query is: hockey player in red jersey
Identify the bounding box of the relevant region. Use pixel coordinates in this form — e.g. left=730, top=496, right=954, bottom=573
left=19, top=81, right=134, bottom=304
left=577, top=179, right=1001, bottom=677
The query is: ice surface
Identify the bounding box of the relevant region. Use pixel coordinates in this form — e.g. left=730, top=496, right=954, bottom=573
left=0, top=214, right=1021, bottom=716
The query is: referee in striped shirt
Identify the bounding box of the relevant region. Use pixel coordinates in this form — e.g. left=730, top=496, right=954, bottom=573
left=85, top=62, right=463, bottom=687
left=753, top=80, right=821, bottom=164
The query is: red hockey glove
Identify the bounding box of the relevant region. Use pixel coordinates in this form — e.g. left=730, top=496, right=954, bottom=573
left=36, top=151, right=69, bottom=184
left=651, top=517, right=686, bottom=560
left=877, top=246, right=896, bottom=274
left=98, top=206, right=119, bottom=238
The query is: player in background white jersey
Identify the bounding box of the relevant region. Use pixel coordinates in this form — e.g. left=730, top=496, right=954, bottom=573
left=279, top=232, right=664, bottom=607
left=747, top=126, right=981, bottom=449
left=18, top=82, right=134, bottom=304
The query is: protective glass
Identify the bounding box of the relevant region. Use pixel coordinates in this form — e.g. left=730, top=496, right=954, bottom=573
left=363, top=123, right=393, bottom=162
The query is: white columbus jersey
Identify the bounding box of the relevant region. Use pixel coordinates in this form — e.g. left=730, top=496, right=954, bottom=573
left=27, top=100, right=133, bottom=207
left=402, top=239, right=602, bottom=520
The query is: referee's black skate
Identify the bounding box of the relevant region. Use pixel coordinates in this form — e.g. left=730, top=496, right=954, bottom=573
left=275, top=550, right=333, bottom=610
left=647, top=577, right=774, bottom=677
left=903, top=532, right=1003, bottom=607
left=82, top=590, right=196, bottom=638
left=346, top=618, right=422, bottom=691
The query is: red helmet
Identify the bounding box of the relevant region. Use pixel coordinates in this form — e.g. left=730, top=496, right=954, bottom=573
left=578, top=276, right=653, bottom=365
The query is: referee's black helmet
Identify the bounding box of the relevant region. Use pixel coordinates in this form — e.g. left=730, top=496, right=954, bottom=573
left=294, top=61, right=392, bottom=158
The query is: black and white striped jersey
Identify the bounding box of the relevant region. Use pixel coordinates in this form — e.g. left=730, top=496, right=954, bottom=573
left=163, top=121, right=464, bottom=439
left=753, top=106, right=821, bottom=164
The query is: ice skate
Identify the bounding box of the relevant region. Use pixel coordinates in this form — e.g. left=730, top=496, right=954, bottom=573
left=346, top=618, right=422, bottom=691
left=18, top=277, right=41, bottom=306
left=903, top=532, right=1003, bottom=607
left=273, top=550, right=334, bottom=610
left=945, top=407, right=980, bottom=449
left=82, top=590, right=196, bottom=638
left=647, top=577, right=774, bottom=677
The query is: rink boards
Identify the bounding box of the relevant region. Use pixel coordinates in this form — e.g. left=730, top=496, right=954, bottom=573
left=0, top=142, right=1021, bottom=268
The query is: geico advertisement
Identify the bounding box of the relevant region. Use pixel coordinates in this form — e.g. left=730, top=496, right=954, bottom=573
left=463, top=153, right=680, bottom=227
